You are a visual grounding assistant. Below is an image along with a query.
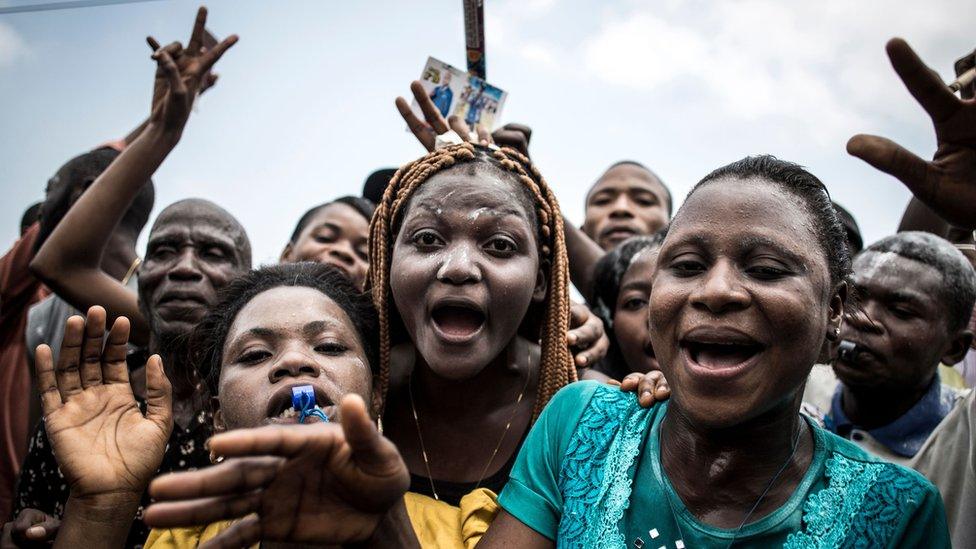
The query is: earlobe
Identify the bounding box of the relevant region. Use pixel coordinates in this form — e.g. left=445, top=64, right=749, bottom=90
left=369, top=378, right=385, bottom=422
left=211, top=397, right=226, bottom=433
left=280, top=243, right=294, bottom=263
left=533, top=262, right=549, bottom=302
left=942, top=330, right=974, bottom=366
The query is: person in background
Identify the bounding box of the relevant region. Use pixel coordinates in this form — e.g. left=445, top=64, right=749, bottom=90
left=280, top=196, right=374, bottom=289
left=429, top=69, right=453, bottom=118
left=18, top=204, right=41, bottom=238
left=847, top=38, right=976, bottom=548
left=584, top=234, right=664, bottom=382
left=832, top=202, right=863, bottom=253
left=363, top=168, right=396, bottom=204
left=803, top=232, right=974, bottom=464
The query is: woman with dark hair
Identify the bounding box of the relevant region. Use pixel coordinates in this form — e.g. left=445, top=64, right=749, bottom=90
left=24, top=262, right=408, bottom=547
left=585, top=234, right=664, bottom=382
left=280, top=196, right=375, bottom=289
left=479, top=155, right=949, bottom=547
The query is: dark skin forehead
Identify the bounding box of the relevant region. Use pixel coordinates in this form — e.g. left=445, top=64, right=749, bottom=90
left=588, top=164, right=668, bottom=203
left=400, top=170, right=536, bottom=231
left=667, top=177, right=828, bottom=288
left=852, top=251, right=942, bottom=312
left=151, top=200, right=250, bottom=267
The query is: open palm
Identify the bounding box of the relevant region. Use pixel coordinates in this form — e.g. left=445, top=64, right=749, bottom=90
left=35, top=306, right=173, bottom=501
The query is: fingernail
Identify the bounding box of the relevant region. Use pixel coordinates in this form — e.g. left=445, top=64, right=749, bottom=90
left=577, top=355, right=587, bottom=366
left=26, top=526, right=46, bottom=538
left=567, top=334, right=577, bottom=344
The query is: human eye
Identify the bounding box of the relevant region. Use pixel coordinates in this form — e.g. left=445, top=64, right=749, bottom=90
left=669, top=256, right=706, bottom=277
left=888, top=304, right=917, bottom=320
left=411, top=229, right=445, bottom=250
left=203, top=246, right=228, bottom=261
left=149, top=244, right=177, bottom=260
left=746, top=264, right=791, bottom=280
left=237, top=348, right=272, bottom=365
left=621, top=296, right=648, bottom=311
left=484, top=235, right=518, bottom=256
left=315, top=341, right=348, bottom=355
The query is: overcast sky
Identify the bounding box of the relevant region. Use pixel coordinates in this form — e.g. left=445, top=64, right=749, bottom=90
left=1, top=0, right=973, bottom=265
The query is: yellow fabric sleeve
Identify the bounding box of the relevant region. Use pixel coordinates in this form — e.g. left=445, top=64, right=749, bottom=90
left=404, top=488, right=501, bottom=549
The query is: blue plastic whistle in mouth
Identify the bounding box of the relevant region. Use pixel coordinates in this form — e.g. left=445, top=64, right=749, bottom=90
left=291, top=385, right=329, bottom=424
left=837, top=340, right=858, bottom=363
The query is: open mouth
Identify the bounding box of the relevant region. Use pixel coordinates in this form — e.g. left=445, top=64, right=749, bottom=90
left=431, top=302, right=486, bottom=341
left=264, top=384, right=335, bottom=425
left=681, top=329, right=764, bottom=378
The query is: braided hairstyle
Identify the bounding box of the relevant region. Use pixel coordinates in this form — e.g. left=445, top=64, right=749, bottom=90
left=368, top=142, right=575, bottom=420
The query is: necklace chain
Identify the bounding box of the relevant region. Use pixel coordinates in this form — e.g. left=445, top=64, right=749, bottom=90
left=409, top=363, right=532, bottom=502
left=653, top=417, right=806, bottom=549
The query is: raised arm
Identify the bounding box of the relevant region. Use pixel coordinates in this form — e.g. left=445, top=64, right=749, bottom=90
left=29, top=7, right=237, bottom=344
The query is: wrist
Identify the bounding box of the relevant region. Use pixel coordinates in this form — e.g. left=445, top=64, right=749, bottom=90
left=65, top=491, right=142, bottom=523
left=346, top=498, right=419, bottom=549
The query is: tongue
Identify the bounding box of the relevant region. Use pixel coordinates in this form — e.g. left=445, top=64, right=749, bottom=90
left=695, top=344, right=757, bottom=369
left=433, top=307, right=484, bottom=337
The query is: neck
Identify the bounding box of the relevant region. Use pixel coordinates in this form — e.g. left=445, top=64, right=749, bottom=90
left=411, top=336, right=537, bottom=419
left=839, top=375, right=933, bottom=430
left=148, top=331, right=198, bottom=403
left=660, top=393, right=812, bottom=527
left=100, top=233, right=138, bottom=281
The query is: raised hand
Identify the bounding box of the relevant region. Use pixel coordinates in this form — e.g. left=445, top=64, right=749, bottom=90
left=144, top=394, right=410, bottom=547
left=35, top=306, right=172, bottom=505
left=396, top=81, right=493, bottom=151
left=145, top=7, right=238, bottom=138
left=0, top=509, right=59, bottom=549
left=847, top=38, right=976, bottom=229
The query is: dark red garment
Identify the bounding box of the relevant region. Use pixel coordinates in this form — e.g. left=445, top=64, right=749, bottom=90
left=0, top=223, right=49, bottom=520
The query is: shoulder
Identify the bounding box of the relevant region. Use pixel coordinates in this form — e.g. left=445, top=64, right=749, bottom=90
left=795, top=425, right=946, bottom=546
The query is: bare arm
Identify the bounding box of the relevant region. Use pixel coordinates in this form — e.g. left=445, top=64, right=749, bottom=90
left=563, top=217, right=604, bottom=299
left=477, top=510, right=554, bottom=549
left=30, top=9, right=237, bottom=345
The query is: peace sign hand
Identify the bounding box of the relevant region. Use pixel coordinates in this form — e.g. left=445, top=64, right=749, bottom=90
left=145, top=6, right=238, bottom=138
left=35, top=306, right=173, bottom=505
left=848, top=38, right=976, bottom=229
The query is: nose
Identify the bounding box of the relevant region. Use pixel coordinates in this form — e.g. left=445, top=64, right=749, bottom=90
left=844, top=301, right=884, bottom=335
left=167, top=249, right=204, bottom=282
left=608, top=194, right=634, bottom=219
left=269, top=349, right=321, bottom=383
left=436, top=243, right=482, bottom=285
left=690, top=259, right=750, bottom=314
left=327, top=241, right=356, bottom=267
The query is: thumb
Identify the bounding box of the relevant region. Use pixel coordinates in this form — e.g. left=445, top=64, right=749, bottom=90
left=145, top=355, right=174, bottom=434
left=340, top=394, right=402, bottom=475
left=847, top=134, right=930, bottom=198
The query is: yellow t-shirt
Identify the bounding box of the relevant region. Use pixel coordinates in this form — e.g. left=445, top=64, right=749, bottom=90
left=144, top=520, right=255, bottom=549
left=404, top=488, right=500, bottom=549
left=144, top=490, right=500, bottom=548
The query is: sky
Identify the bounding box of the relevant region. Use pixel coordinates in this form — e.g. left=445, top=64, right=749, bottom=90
left=1, top=0, right=974, bottom=265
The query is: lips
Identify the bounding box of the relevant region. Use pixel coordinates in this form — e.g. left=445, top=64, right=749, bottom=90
left=157, top=290, right=208, bottom=309
left=680, top=327, right=765, bottom=380
left=264, top=383, right=335, bottom=425
left=429, top=298, right=486, bottom=343
left=600, top=225, right=639, bottom=244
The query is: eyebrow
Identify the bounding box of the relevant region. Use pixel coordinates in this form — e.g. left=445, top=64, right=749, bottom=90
left=619, top=279, right=652, bottom=292
left=242, top=320, right=343, bottom=341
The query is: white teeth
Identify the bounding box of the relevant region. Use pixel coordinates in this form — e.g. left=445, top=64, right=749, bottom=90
left=278, top=408, right=298, bottom=419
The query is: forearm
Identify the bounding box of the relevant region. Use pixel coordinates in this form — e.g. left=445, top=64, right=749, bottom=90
left=31, top=123, right=178, bottom=279
left=897, top=197, right=950, bottom=236
left=122, top=117, right=151, bottom=148
left=562, top=216, right=604, bottom=299
left=54, top=494, right=140, bottom=549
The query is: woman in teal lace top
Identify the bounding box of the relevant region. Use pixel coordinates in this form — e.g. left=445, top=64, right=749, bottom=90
left=481, top=156, right=950, bottom=548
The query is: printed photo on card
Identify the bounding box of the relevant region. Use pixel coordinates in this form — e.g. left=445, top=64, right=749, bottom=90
left=413, top=56, right=507, bottom=131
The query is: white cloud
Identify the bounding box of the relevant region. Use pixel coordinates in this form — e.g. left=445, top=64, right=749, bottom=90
left=0, top=22, right=28, bottom=67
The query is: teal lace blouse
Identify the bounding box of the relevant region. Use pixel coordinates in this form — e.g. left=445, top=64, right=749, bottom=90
left=498, top=381, right=950, bottom=548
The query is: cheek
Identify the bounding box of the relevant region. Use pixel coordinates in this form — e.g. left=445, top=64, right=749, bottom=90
left=216, top=369, right=265, bottom=428
left=614, top=311, right=648, bottom=348
left=334, top=358, right=373, bottom=399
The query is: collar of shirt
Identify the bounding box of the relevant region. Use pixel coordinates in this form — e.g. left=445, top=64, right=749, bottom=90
left=827, top=375, right=959, bottom=458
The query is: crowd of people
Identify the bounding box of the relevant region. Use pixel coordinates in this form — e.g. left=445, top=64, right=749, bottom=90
left=1, top=6, right=975, bottom=548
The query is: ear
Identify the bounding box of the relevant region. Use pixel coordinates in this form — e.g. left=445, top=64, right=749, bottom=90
left=941, top=329, right=974, bottom=366
left=369, top=376, right=385, bottom=421
left=211, top=396, right=226, bottom=434
left=532, top=258, right=549, bottom=303
left=826, top=280, right=848, bottom=339
left=279, top=242, right=294, bottom=263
